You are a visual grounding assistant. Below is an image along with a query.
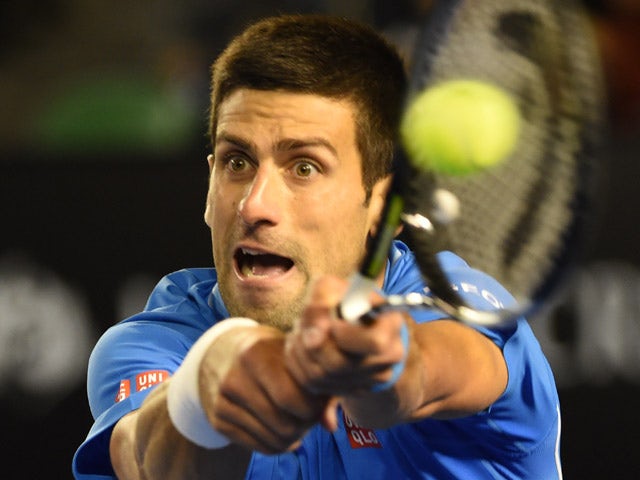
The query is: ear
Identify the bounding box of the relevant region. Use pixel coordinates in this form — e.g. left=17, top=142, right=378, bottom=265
left=366, top=176, right=394, bottom=238
left=204, top=154, right=215, bottom=228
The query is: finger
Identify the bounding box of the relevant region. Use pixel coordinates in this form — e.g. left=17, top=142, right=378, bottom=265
left=214, top=366, right=324, bottom=454
left=286, top=326, right=361, bottom=395
left=245, top=337, right=327, bottom=421
left=307, top=276, right=350, bottom=309
left=296, top=304, right=332, bottom=349
left=285, top=279, right=343, bottom=387
left=287, top=311, right=411, bottom=394
left=331, top=309, right=407, bottom=362
left=213, top=392, right=306, bottom=453
left=287, top=320, right=369, bottom=393
left=210, top=336, right=326, bottom=452
left=294, top=276, right=348, bottom=349
left=287, top=332, right=400, bottom=395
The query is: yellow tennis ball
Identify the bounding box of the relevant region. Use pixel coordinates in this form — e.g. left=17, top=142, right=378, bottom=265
left=400, top=79, right=521, bottom=176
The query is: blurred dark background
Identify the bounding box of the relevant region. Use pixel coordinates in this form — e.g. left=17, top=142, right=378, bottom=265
left=1, top=0, right=639, bottom=478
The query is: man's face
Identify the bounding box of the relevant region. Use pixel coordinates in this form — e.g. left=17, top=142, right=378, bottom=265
left=205, top=89, right=387, bottom=330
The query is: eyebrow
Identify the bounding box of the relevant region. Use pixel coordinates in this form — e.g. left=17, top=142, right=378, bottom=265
left=275, top=137, right=338, bottom=157
left=215, top=133, right=253, bottom=151
left=216, top=132, right=338, bottom=157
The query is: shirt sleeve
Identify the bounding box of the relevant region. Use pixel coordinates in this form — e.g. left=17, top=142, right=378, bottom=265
left=72, top=270, right=216, bottom=479
left=412, top=252, right=561, bottom=458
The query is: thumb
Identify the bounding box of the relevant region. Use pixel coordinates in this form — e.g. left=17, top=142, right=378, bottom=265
left=298, top=276, right=348, bottom=347
left=319, top=397, right=340, bottom=432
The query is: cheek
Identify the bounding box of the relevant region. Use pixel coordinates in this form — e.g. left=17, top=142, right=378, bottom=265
left=209, top=183, right=238, bottom=223
left=305, top=203, right=370, bottom=274
left=208, top=191, right=238, bottom=250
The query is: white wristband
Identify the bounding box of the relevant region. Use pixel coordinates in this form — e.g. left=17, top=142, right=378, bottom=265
left=167, top=317, right=259, bottom=449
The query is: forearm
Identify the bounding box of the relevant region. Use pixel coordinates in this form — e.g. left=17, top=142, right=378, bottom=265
left=111, top=381, right=252, bottom=480
left=340, top=319, right=508, bottom=428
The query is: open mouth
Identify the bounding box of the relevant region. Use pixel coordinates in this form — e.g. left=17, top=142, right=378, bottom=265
left=234, top=247, right=294, bottom=278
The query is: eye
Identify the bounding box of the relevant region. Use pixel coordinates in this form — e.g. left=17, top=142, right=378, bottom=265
left=227, top=156, right=251, bottom=173
left=293, top=161, right=319, bottom=178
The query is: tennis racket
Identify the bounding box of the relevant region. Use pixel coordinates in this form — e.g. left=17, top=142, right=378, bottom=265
left=340, top=0, right=607, bottom=326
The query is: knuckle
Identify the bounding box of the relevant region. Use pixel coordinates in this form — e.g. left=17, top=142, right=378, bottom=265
left=276, top=423, right=304, bottom=444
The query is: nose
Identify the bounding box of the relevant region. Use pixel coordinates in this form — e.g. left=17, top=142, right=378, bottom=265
left=237, top=166, right=283, bottom=227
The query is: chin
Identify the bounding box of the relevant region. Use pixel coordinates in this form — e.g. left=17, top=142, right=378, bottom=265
left=225, top=297, right=299, bottom=332
left=247, top=307, right=296, bottom=331
left=220, top=276, right=308, bottom=331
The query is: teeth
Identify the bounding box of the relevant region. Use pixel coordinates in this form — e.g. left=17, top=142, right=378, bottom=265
left=241, top=263, right=254, bottom=277
left=237, top=247, right=292, bottom=278
left=240, top=248, right=261, bottom=277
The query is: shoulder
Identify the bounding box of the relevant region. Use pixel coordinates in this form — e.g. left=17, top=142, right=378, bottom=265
left=385, top=242, right=514, bottom=322
left=143, top=268, right=218, bottom=311
left=385, top=242, right=489, bottom=294
left=383, top=240, right=425, bottom=294
left=87, top=268, right=223, bottom=420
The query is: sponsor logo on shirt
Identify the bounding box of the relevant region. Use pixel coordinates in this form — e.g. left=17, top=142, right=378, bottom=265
left=115, top=370, right=170, bottom=403
left=343, top=411, right=382, bottom=449
left=115, top=379, right=130, bottom=403
left=136, top=370, right=170, bottom=392
left=452, top=282, right=504, bottom=309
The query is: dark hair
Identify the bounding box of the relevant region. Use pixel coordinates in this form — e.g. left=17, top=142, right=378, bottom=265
left=209, top=14, right=407, bottom=195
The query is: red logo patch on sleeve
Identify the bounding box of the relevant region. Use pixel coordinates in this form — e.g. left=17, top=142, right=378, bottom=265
left=135, top=370, right=170, bottom=392
left=343, top=411, right=382, bottom=449
left=115, top=379, right=130, bottom=403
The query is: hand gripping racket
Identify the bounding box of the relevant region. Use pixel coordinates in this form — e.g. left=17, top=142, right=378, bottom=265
left=340, top=0, right=607, bottom=326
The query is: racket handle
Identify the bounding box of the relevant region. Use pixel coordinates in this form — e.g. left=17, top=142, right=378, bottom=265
left=338, top=273, right=378, bottom=323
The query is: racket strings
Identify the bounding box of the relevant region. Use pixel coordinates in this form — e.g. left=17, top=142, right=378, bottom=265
left=402, top=0, right=605, bottom=314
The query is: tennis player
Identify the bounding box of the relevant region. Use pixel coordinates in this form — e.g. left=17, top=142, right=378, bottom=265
left=73, top=14, right=562, bottom=479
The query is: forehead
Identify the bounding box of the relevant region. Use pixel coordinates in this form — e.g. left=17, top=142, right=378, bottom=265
left=216, top=89, right=359, bottom=139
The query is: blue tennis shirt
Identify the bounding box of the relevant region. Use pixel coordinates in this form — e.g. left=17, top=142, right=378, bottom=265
left=73, top=241, right=562, bottom=479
